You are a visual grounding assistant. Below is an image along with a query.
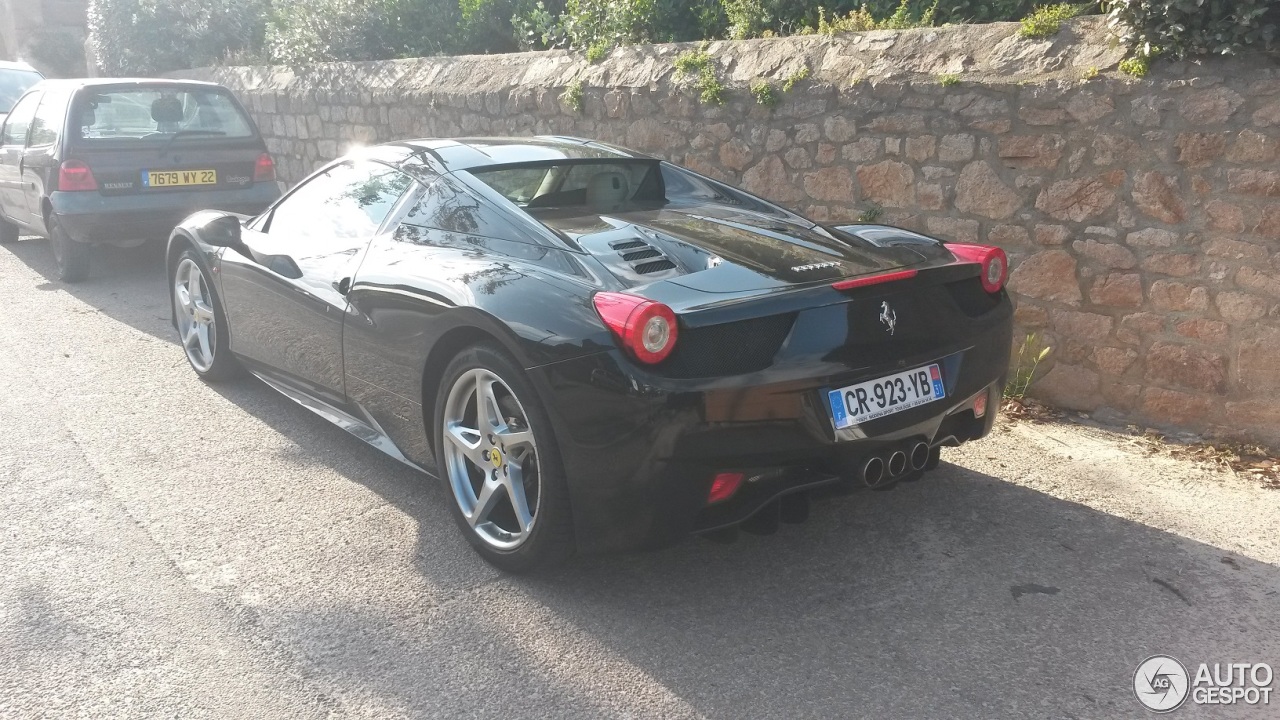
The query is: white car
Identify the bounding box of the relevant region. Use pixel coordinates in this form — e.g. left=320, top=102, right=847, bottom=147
left=0, top=61, right=43, bottom=123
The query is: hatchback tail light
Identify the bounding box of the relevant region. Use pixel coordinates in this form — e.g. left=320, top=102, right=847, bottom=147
left=58, top=160, right=98, bottom=192
left=947, top=243, right=1008, bottom=294
left=592, top=292, right=679, bottom=364
left=253, top=153, right=276, bottom=183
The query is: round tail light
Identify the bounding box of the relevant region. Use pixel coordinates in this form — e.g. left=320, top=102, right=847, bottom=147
left=592, top=292, right=679, bottom=364
left=947, top=243, right=1008, bottom=294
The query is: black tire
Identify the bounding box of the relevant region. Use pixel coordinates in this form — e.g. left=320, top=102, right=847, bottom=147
left=433, top=344, right=574, bottom=573
left=49, top=215, right=90, bottom=282
left=0, top=216, right=18, bottom=245
left=171, top=248, right=242, bottom=382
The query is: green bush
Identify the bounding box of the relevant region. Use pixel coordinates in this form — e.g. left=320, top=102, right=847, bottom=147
left=27, top=29, right=87, bottom=77
left=267, top=0, right=461, bottom=65
left=1106, top=0, right=1278, bottom=58
left=1018, top=3, right=1083, bottom=39
left=89, top=0, right=271, bottom=75
left=750, top=78, right=779, bottom=107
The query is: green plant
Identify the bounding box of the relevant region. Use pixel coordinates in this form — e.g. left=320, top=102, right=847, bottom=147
left=938, top=72, right=961, bottom=86
left=856, top=204, right=883, bottom=222
left=817, top=6, right=876, bottom=35
left=1106, top=0, right=1278, bottom=59
left=585, top=42, right=608, bottom=61
left=1081, top=65, right=1099, bottom=79
left=564, top=78, right=585, bottom=111
left=266, top=0, right=461, bottom=65
left=674, top=47, right=725, bottom=104
left=1018, top=3, right=1083, bottom=38
left=781, top=64, right=809, bottom=91
left=512, top=1, right=572, bottom=50
left=750, top=79, right=779, bottom=107
left=1004, top=333, right=1053, bottom=400
left=1118, top=54, right=1150, bottom=77
left=89, top=0, right=273, bottom=74
left=881, top=0, right=937, bottom=28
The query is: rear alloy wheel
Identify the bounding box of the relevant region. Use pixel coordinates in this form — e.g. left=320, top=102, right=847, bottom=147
left=49, top=216, right=90, bottom=282
left=173, top=251, right=240, bottom=381
left=0, top=217, right=18, bottom=245
left=436, top=345, right=573, bottom=572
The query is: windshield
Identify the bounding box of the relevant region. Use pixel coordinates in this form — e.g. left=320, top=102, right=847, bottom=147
left=0, top=69, right=42, bottom=113
left=71, top=87, right=256, bottom=142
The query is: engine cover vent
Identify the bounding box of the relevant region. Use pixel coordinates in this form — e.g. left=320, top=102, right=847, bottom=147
left=610, top=238, right=677, bottom=275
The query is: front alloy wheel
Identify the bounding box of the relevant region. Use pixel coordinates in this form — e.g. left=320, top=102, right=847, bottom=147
left=172, top=251, right=239, bottom=381
left=435, top=345, right=573, bottom=572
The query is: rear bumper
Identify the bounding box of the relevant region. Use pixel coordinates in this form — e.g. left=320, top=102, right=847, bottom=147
left=49, top=184, right=281, bottom=244
left=530, top=301, right=1013, bottom=554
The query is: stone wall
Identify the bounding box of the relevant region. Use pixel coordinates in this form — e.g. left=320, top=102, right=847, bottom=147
left=174, top=17, right=1280, bottom=448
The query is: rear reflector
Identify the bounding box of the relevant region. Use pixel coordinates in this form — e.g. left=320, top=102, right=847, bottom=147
left=707, top=472, right=744, bottom=504
left=973, top=391, right=989, bottom=418
left=253, top=153, right=276, bottom=183
left=58, top=160, right=98, bottom=192
left=832, top=268, right=918, bottom=291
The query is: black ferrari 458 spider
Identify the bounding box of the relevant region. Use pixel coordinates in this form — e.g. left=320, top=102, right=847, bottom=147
left=167, top=136, right=1012, bottom=571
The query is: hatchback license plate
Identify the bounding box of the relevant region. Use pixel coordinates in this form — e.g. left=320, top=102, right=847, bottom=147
left=143, top=169, right=217, bottom=188
left=828, top=364, right=946, bottom=429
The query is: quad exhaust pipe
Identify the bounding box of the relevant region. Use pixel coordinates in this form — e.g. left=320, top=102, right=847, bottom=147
left=909, top=442, right=930, bottom=471
left=860, top=441, right=934, bottom=488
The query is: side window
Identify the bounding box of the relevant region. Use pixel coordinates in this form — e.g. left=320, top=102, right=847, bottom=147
left=1, top=92, right=41, bottom=147
left=401, top=175, right=530, bottom=241
left=28, top=90, right=71, bottom=149
left=267, top=161, right=414, bottom=240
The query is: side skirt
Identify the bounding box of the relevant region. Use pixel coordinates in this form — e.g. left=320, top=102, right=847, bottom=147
left=249, top=370, right=429, bottom=474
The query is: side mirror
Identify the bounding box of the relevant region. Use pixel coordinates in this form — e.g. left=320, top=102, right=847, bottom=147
left=202, top=214, right=243, bottom=248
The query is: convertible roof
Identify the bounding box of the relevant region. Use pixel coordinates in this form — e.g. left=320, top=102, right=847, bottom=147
left=393, top=136, right=654, bottom=174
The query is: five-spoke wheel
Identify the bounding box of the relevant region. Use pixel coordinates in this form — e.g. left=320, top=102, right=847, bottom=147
left=171, top=250, right=239, bottom=381
left=435, top=345, right=572, bottom=571
left=174, top=257, right=218, bottom=373
left=442, top=368, right=541, bottom=550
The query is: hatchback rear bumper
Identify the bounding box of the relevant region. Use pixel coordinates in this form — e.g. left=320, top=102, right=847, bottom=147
left=49, top=184, right=281, bottom=245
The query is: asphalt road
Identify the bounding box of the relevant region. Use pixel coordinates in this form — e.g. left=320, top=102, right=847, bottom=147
left=2, top=239, right=1278, bottom=719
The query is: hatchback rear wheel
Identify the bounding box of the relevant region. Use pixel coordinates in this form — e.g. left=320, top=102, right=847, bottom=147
left=435, top=344, right=573, bottom=572
left=49, top=215, right=90, bottom=282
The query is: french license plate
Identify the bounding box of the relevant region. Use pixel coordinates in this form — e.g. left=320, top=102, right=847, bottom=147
left=142, top=169, right=217, bottom=188
left=827, top=364, right=946, bottom=429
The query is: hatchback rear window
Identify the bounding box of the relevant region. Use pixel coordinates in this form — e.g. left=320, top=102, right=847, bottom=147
left=72, top=87, right=256, bottom=143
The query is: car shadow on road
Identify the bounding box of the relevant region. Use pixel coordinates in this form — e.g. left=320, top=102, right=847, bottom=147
left=198, top=373, right=1280, bottom=718
left=3, top=237, right=175, bottom=342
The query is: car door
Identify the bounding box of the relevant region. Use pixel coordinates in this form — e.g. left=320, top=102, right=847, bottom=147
left=20, top=87, right=71, bottom=232
left=218, top=159, right=414, bottom=404
left=0, top=90, right=39, bottom=227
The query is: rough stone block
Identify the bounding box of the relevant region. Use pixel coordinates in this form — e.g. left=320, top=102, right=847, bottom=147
left=1145, top=342, right=1227, bottom=394
left=1008, top=250, right=1081, bottom=305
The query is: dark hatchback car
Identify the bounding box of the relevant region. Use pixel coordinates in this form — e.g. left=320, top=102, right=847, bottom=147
left=0, top=79, right=280, bottom=281
left=168, top=137, right=1012, bottom=572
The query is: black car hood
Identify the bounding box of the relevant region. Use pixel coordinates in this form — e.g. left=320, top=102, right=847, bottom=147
left=534, top=204, right=932, bottom=293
